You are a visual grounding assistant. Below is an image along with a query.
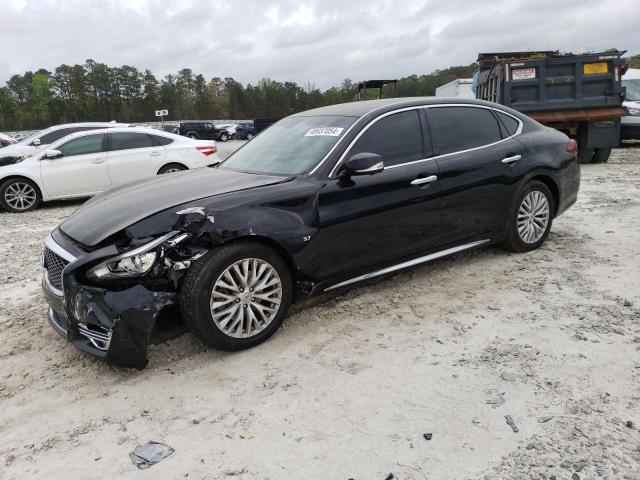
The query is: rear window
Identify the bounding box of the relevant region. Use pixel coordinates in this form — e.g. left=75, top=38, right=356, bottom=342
left=427, top=107, right=502, bottom=155
left=151, top=134, right=174, bottom=146
left=110, top=132, right=155, bottom=151
left=496, top=111, right=520, bottom=137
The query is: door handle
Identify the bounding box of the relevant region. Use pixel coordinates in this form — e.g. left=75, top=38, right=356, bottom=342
left=411, top=175, right=438, bottom=185
left=150, top=151, right=162, bottom=156
left=502, top=155, right=522, bottom=164
left=92, top=158, right=105, bottom=164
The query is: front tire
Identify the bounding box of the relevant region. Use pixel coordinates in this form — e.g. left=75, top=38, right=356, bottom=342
left=502, top=180, right=555, bottom=253
left=0, top=178, right=41, bottom=213
left=180, top=242, right=292, bottom=351
left=219, top=133, right=229, bottom=142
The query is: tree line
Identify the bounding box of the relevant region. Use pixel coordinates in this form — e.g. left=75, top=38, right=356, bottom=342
left=3, top=54, right=637, bottom=131
left=0, top=59, right=476, bottom=131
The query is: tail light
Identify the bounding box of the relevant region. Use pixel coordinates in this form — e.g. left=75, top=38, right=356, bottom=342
left=566, top=139, right=578, bottom=155
left=196, top=145, right=217, bottom=156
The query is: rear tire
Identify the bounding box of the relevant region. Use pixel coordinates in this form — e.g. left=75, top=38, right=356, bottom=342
left=592, top=147, right=611, bottom=163
left=577, top=145, right=594, bottom=164
left=180, top=242, right=292, bottom=351
left=0, top=178, right=41, bottom=213
left=246, top=133, right=254, bottom=141
left=158, top=163, right=187, bottom=174
left=502, top=180, right=555, bottom=253
left=187, top=132, right=199, bottom=139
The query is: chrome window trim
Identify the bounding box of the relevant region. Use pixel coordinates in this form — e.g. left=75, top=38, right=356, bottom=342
left=328, top=103, right=524, bottom=178
left=307, top=99, right=414, bottom=176
left=327, top=106, right=426, bottom=177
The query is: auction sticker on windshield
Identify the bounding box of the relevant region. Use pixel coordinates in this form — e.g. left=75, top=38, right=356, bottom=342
left=305, top=127, right=344, bottom=137
left=511, top=67, right=536, bottom=81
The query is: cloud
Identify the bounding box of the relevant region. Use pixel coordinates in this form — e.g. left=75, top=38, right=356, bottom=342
left=0, top=0, right=638, bottom=89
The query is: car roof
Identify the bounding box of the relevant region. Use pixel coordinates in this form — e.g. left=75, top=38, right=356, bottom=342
left=289, top=97, right=519, bottom=119
left=49, top=122, right=130, bottom=128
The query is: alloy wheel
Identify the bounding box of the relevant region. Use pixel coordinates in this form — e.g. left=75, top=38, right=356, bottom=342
left=210, top=258, right=283, bottom=338
left=517, top=190, right=550, bottom=244
left=4, top=182, right=37, bottom=211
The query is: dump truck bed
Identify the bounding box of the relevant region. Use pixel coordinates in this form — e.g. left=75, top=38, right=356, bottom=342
left=476, top=50, right=627, bottom=115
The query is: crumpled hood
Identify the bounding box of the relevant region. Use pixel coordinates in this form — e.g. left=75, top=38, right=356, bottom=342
left=60, top=167, right=287, bottom=247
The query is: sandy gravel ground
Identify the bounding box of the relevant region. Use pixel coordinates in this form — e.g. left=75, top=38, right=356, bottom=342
left=0, top=142, right=639, bottom=480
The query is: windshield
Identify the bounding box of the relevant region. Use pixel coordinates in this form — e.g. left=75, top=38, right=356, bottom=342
left=220, top=115, right=357, bottom=175
left=623, top=79, right=640, bottom=101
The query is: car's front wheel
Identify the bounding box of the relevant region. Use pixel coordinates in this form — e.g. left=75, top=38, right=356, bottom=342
left=0, top=178, right=41, bottom=213
left=219, top=133, right=229, bottom=142
left=503, top=180, right=555, bottom=253
left=180, top=242, right=292, bottom=350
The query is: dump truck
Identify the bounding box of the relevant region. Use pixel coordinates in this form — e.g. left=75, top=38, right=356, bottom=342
left=475, top=50, right=628, bottom=163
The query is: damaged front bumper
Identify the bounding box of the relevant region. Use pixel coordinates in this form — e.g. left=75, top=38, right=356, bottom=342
left=42, top=233, right=184, bottom=369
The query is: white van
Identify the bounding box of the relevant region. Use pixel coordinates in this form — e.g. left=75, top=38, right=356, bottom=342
left=622, top=68, right=640, bottom=140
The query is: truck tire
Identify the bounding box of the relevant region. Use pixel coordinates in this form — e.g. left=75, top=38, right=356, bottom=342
left=577, top=145, right=594, bottom=164
left=592, top=147, right=611, bottom=164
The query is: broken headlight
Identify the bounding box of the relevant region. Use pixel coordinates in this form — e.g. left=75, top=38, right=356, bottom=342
left=87, top=231, right=178, bottom=280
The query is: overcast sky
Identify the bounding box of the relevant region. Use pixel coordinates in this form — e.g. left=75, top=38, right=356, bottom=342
left=2, top=0, right=639, bottom=89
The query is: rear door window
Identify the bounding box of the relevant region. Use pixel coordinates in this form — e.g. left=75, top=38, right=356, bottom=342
left=59, top=134, right=105, bottom=157
left=495, top=111, right=520, bottom=137
left=348, top=110, right=424, bottom=167
left=109, top=132, right=155, bottom=151
left=150, top=134, right=174, bottom=146
left=427, top=107, right=502, bottom=155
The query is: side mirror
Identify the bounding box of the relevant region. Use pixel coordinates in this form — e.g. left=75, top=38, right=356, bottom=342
left=44, top=149, right=62, bottom=159
left=32, top=138, right=41, bottom=146
left=342, top=152, right=384, bottom=176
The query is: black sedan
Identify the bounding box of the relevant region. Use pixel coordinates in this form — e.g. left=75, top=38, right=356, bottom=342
left=41, top=98, right=580, bottom=368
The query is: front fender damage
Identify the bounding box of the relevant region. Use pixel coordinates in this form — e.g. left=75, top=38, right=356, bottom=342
left=62, top=224, right=211, bottom=370
left=65, top=280, right=174, bottom=369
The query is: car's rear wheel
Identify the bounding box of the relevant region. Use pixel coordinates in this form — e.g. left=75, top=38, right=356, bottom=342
left=592, top=147, right=611, bottom=163
left=187, top=132, right=199, bottom=139
left=502, top=180, right=555, bottom=253
left=0, top=178, right=41, bottom=213
left=180, top=242, right=292, bottom=350
left=158, top=163, right=187, bottom=174
left=246, top=133, right=254, bottom=141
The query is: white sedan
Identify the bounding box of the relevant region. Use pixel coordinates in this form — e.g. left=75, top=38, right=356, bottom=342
left=0, top=127, right=219, bottom=213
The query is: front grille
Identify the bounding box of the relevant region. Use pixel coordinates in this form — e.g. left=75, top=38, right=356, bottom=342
left=43, top=247, right=69, bottom=291
left=77, top=323, right=112, bottom=351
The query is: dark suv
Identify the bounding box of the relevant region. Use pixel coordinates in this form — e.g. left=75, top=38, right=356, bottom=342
left=234, top=122, right=256, bottom=140
left=178, top=122, right=229, bottom=142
